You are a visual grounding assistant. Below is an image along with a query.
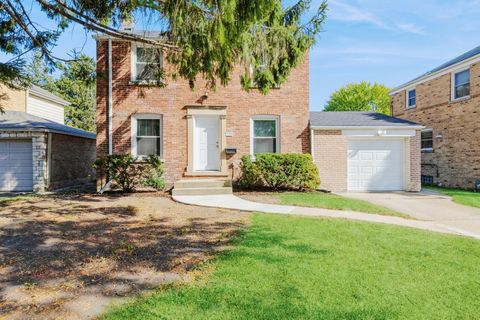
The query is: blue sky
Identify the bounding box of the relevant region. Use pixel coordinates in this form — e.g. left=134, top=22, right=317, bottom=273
left=13, top=0, right=480, bottom=110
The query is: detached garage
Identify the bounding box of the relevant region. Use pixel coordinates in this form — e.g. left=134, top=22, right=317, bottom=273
left=0, top=111, right=96, bottom=192
left=310, top=112, right=423, bottom=192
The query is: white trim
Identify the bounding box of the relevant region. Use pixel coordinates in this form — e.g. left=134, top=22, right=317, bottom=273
left=451, top=68, right=471, bottom=102
left=405, top=87, right=416, bottom=109
left=131, top=113, right=163, bottom=159
left=390, top=54, right=480, bottom=95
left=420, top=128, right=433, bottom=152
left=250, top=115, right=280, bottom=156
left=310, top=128, right=315, bottom=161
left=310, top=125, right=424, bottom=130
left=342, top=129, right=416, bottom=137
left=131, top=43, right=163, bottom=82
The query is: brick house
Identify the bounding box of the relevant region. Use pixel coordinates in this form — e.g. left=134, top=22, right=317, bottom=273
left=96, top=32, right=422, bottom=193
left=96, top=33, right=309, bottom=190
left=390, top=45, right=480, bottom=189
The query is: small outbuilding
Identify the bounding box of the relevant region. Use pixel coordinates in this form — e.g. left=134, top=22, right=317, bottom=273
left=0, top=111, right=96, bottom=192
left=310, top=112, right=423, bottom=192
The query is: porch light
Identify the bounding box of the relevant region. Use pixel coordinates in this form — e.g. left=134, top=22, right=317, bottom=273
left=435, top=133, right=443, bottom=140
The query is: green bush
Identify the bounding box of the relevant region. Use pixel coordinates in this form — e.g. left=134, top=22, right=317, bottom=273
left=238, top=153, right=320, bottom=191
left=144, top=155, right=165, bottom=191
left=93, top=154, right=165, bottom=192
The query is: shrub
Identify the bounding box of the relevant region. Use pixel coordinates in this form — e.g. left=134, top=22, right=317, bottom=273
left=238, top=153, right=320, bottom=191
left=93, top=154, right=165, bottom=192
left=144, top=155, right=165, bottom=191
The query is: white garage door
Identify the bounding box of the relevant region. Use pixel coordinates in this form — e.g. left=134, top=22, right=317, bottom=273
left=0, top=140, right=33, bottom=192
left=348, top=139, right=404, bottom=191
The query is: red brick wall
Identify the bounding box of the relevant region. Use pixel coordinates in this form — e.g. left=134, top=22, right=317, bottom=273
left=96, top=40, right=310, bottom=183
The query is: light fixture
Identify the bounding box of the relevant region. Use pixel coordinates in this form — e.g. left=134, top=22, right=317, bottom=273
left=435, top=133, right=443, bottom=140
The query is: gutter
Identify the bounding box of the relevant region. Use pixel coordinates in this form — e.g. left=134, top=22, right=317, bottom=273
left=0, top=127, right=96, bottom=139
left=310, top=125, right=425, bottom=130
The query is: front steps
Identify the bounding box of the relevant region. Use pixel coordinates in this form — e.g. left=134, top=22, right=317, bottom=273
left=172, top=179, right=233, bottom=196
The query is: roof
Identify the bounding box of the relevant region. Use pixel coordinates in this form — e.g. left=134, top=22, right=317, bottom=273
left=391, top=45, right=480, bottom=94
left=309, top=111, right=422, bottom=128
left=0, top=111, right=95, bottom=139
left=94, top=30, right=169, bottom=41
left=29, top=85, right=70, bottom=106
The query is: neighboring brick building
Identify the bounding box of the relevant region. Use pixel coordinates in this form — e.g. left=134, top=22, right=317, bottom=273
left=95, top=33, right=310, bottom=187
left=390, top=45, right=480, bottom=189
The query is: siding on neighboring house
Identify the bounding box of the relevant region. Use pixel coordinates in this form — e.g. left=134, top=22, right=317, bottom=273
left=27, top=94, right=65, bottom=124
left=1, top=85, right=27, bottom=112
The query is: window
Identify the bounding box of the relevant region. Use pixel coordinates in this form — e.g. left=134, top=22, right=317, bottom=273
left=251, top=116, right=279, bottom=155
left=421, top=175, right=434, bottom=185
left=452, top=69, right=470, bottom=100
left=406, top=88, right=416, bottom=108
left=132, top=45, right=163, bottom=81
left=131, top=114, right=162, bottom=158
left=421, top=129, right=433, bottom=151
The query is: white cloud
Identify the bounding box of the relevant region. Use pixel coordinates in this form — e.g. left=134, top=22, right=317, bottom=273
left=395, top=23, right=426, bottom=35
left=327, top=0, right=426, bottom=35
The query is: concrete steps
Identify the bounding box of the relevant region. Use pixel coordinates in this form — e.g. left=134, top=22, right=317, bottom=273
left=172, top=179, right=233, bottom=196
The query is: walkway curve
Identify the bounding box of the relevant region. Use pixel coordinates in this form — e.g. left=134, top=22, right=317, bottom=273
left=173, top=194, right=480, bottom=240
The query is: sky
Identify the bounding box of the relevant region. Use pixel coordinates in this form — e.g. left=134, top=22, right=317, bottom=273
left=11, top=0, right=480, bottom=111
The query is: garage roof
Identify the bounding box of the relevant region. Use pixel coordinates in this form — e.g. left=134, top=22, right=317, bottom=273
left=310, top=111, right=422, bottom=129
left=0, top=111, right=95, bottom=139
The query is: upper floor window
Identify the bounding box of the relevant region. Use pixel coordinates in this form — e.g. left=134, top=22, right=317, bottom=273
left=452, top=69, right=470, bottom=100
left=251, top=116, right=279, bottom=155
left=421, top=129, right=433, bottom=152
left=406, top=88, right=416, bottom=108
left=132, top=45, right=163, bottom=82
left=131, top=114, right=163, bottom=159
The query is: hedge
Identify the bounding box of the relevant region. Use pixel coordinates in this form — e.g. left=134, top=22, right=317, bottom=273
left=238, top=153, right=320, bottom=191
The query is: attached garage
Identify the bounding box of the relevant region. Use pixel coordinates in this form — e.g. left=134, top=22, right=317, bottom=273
left=310, top=112, right=423, bottom=192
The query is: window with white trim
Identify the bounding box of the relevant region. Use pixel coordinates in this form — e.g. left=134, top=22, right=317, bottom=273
left=452, top=69, right=470, bottom=100
left=251, top=116, right=279, bottom=154
left=421, top=129, right=433, bottom=152
left=132, top=45, right=163, bottom=81
left=406, top=88, right=416, bottom=108
left=132, top=114, right=162, bottom=158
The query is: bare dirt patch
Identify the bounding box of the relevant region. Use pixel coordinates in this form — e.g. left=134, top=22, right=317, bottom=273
left=235, top=191, right=283, bottom=205
left=0, top=193, right=249, bottom=320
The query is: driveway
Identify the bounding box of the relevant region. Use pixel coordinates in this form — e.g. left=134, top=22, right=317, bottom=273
left=339, top=190, right=480, bottom=238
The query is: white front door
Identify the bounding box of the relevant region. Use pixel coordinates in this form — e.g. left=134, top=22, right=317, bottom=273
left=347, top=139, right=404, bottom=191
left=194, top=116, right=220, bottom=171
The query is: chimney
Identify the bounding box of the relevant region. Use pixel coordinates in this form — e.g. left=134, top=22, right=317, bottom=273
left=120, top=17, right=135, bottom=32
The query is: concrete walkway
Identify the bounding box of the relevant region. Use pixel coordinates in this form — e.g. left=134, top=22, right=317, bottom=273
left=172, top=194, right=480, bottom=239
left=338, top=190, right=480, bottom=239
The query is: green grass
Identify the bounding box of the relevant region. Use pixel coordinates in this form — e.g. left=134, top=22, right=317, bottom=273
left=102, top=214, right=480, bottom=320
left=425, top=186, right=480, bottom=209
left=276, top=192, right=408, bottom=218
left=0, top=195, right=34, bottom=205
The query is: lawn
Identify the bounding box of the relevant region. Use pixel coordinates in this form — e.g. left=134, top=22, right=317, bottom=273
left=425, top=186, right=480, bottom=209
left=277, top=192, right=408, bottom=218
left=103, top=214, right=480, bottom=320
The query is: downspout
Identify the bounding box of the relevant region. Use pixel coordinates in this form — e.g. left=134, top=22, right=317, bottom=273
left=108, top=38, right=113, bottom=156
left=100, top=38, right=113, bottom=194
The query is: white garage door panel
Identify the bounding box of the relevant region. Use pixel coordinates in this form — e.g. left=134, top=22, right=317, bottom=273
left=0, top=140, right=33, bottom=191
left=348, top=139, right=404, bottom=191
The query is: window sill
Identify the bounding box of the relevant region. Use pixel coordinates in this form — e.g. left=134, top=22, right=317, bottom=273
left=405, top=105, right=416, bottom=110
left=450, top=96, right=470, bottom=104
left=134, top=156, right=165, bottom=163
left=129, top=80, right=166, bottom=87
left=421, top=148, right=433, bottom=153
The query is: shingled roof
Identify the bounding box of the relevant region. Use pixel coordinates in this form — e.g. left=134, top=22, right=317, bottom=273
left=392, top=45, right=480, bottom=93
left=0, top=111, right=95, bottom=139
left=309, top=111, right=422, bottom=128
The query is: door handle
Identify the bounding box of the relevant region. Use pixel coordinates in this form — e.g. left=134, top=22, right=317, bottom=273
left=216, top=141, right=219, bottom=148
